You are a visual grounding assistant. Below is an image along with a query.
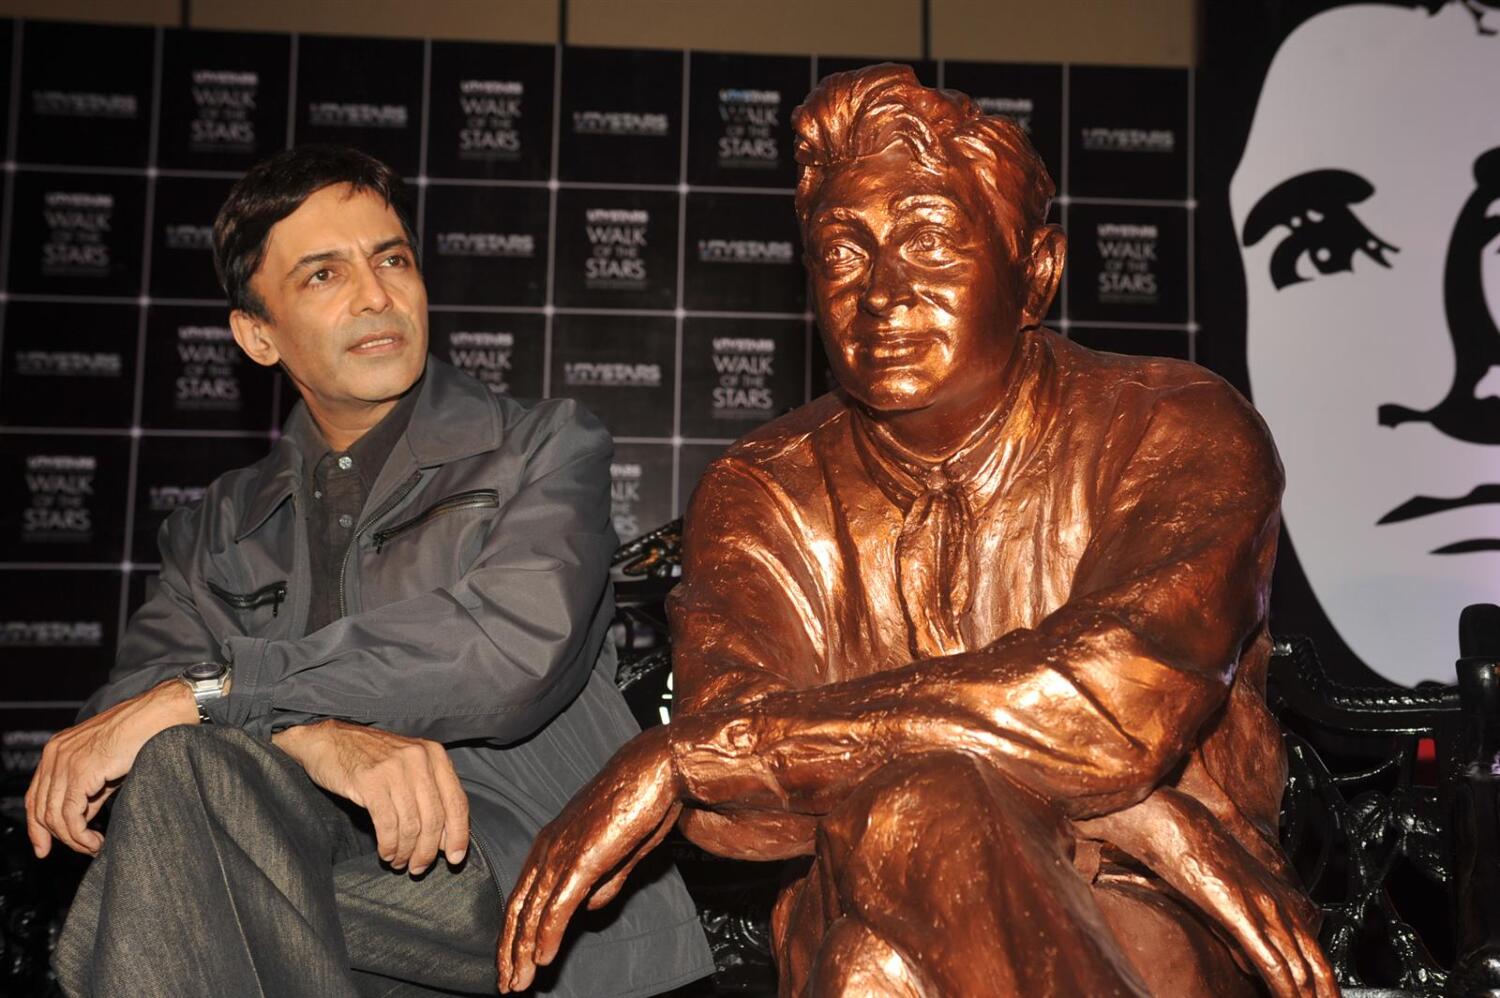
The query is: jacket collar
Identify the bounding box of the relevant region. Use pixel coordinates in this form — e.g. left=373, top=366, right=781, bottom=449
left=236, top=359, right=502, bottom=540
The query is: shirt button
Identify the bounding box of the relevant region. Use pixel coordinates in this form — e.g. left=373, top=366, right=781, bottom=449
left=313, top=490, right=323, bottom=500
left=338, top=514, right=354, bottom=529
left=337, top=455, right=353, bottom=471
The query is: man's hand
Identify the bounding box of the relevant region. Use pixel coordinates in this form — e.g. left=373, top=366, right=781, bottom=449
left=498, top=725, right=682, bottom=994
left=272, top=720, right=469, bottom=875
left=25, top=679, right=199, bottom=858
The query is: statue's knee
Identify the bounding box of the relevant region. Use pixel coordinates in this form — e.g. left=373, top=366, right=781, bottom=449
left=824, top=753, right=994, bottom=856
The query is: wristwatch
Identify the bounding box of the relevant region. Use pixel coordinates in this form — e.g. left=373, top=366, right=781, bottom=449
left=178, top=661, right=232, bottom=723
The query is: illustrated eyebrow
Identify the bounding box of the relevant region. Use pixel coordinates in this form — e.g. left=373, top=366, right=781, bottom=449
left=1242, top=169, right=1374, bottom=246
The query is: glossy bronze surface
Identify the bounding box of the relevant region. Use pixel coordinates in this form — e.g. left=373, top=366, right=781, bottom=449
left=499, top=65, right=1335, bottom=997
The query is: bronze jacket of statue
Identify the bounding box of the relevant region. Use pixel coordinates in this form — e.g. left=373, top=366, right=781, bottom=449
left=668, top=329, right=1302, bottom=990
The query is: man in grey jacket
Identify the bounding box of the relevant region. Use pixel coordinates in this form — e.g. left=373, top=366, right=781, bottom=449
left=25, top=145, right=713, bottom=997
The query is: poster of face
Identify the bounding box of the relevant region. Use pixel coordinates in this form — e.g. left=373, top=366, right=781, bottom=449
left=1199, top=0, right=1500, bottom=685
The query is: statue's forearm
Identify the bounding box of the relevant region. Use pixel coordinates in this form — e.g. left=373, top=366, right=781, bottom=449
left=669, top=633, right=1218, bottom=819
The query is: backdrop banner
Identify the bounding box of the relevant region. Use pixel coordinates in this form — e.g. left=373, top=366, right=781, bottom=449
left=0, top=19, right=1194, bottom=807
left=1198, top=0, right=1499, bottom=687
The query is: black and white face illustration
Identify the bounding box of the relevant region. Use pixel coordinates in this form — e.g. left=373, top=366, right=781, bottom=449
left=1230, top=2, right=1500, bottom=684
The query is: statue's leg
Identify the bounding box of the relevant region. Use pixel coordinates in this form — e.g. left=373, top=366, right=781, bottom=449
left=1091, top=877, right=1259, bottom=998
left=779, top=751, right=1151, bottom=997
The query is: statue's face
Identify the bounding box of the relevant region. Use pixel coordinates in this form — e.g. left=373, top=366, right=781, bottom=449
left=805, top=143, right=1023, bottom=413
left=1230, top=2, right=1500, bottom=681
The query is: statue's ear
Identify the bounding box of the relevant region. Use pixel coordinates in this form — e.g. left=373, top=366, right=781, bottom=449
left=1021, top=224, right=1066, bottom=329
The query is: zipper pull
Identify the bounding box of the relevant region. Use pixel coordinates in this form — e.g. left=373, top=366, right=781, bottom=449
left=272, top=584, right=286, bottom=617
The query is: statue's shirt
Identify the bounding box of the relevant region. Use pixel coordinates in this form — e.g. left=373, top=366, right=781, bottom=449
left=669, top=329, right=1290, bottom=874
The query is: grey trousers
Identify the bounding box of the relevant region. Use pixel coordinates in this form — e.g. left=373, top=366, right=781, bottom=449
left=53, top=725, right=503, bottom=998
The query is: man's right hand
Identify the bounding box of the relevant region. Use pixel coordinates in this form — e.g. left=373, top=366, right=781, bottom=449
left=272, top=720, right=469, bottom=875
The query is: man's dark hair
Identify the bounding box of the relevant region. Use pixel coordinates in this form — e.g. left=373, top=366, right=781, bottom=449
left=212, top=145, right=419, bottom=321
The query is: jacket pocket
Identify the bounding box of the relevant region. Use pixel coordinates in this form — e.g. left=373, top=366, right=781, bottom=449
left=372, top=489, right=500, bottom=553
left=207, top=579, right=288, bottom=617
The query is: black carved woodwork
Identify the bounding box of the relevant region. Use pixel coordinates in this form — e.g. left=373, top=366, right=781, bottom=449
left=1, top=521, right=1496, bottom=997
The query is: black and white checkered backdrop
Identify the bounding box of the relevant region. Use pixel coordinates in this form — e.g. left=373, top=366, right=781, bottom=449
left=0, top=19, right=1193, bottom=796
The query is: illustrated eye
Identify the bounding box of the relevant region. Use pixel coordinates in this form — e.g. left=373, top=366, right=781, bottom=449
left=1242, top=169, right=1398, bottom=289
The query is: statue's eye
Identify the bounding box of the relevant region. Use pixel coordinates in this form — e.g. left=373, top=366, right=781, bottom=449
left=906, top=229, right=950, bottom=258
left=1242, top=169, right=1398, bottom=289
left=821, top=240, right=864, bottom=269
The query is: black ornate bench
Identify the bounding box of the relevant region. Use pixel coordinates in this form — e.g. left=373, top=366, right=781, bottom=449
left=3, top=520, right=1497, bottom=997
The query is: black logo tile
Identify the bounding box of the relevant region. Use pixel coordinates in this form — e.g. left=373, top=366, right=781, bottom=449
left=608, top=441, right=672, bottom=543
left=422, top=183, right=549, bottom=306
left=7, top=170, right=146, bottom=296
left=150, top=175, right=237, bottom=301
left=1, top=301, right=138, bottom=429
left=0, top=434, right=129, bottom=562
left=680, top=316, right=807, bottom=439
left=1064, top=202, right=1188, bottom=325
left=557, top=46, right=682, bottom=184
left=1067, top=66, right=1188, bottom=200
left=686, top=51, right=810, bottom=189
left=17, top=21, right=154, bottom=167
left=550, top=313, right=675, bottom=439
left=683, top=191, right=804, bottom=313
left=0, top=571, right=121, bottom=702
left=294, top=34, right=423, bottom=176
left=131, top=434, right=266, bottom=564
left=428, top=310, right=546, bottom=399
left=553, top=188, right=678, bottom=310
left=140, top=305, right=276, bottom=432
left=427, top=41, right=554, bottom=180
left=158, top=28, right=291, bottom=171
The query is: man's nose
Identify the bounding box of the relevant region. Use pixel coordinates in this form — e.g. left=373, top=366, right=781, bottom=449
left=351, top=260, right=394, bottom=314
left=859, top=250, right=913, bottom=315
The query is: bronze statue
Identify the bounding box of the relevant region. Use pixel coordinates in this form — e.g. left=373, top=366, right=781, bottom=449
left=498, top=65, right=1336, bottom=997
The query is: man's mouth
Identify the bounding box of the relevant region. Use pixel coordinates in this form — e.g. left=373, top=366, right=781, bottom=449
left=349, top=332, right=404, bottom=354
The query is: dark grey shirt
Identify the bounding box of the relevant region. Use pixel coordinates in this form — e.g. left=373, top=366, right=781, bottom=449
left=297, top=386, right=418, bottom=634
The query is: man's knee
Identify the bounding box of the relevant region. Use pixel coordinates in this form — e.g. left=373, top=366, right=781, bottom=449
left=122, top=724, right=273, bottom=816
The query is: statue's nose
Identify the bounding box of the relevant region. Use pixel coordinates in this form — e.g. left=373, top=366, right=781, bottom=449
left=1378, top=147, right=1500, bottom=445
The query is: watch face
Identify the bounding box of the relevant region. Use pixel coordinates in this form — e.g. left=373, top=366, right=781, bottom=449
left=184, top=662, right=224, bottom=681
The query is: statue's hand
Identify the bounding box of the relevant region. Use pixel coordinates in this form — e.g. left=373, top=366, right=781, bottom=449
left=497, top=725, right=682, bottom=993
left=1178, top=845, right=1337, bottom=998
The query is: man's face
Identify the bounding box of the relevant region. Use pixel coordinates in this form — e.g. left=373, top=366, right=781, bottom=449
left=1230, top=3, right=1500, bottom=682
left=805, top=143, right=1023, bottom=414
left=233, top=183, right=428, bottom=417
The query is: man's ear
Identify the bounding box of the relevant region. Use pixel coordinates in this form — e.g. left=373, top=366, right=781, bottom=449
left=229, top=309, right=281, bottom=368
left=1020, top=224, right=1066, bottom=329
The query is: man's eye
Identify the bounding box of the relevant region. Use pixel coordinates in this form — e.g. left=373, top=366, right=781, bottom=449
left=308, top=268, right=333, bottom=285
left=1242, top=169, right=1398, bottom=289
left=380, top=253, right=408, bottom=268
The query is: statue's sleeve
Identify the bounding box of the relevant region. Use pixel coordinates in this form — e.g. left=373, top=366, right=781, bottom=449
left=669, top=379, right=1285, bottom=821
left=667, top=454, right=829, bottom=858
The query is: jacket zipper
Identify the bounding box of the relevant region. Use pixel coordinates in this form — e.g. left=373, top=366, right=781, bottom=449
left=339, top=471, right=423, bottom=620
left=371, top=489, right=500, bottom=553
left=206, top=579, right=288, bottom=617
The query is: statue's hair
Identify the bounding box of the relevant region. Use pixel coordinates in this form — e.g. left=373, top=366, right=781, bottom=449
left=792, top=64, right=1054, bottom=256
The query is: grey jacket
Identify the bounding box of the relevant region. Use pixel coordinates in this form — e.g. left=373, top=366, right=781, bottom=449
left=81, top=359, right=713, bottom=998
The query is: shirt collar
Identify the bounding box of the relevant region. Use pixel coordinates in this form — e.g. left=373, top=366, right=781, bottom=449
left=296, top=376, right=422, bottom=493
